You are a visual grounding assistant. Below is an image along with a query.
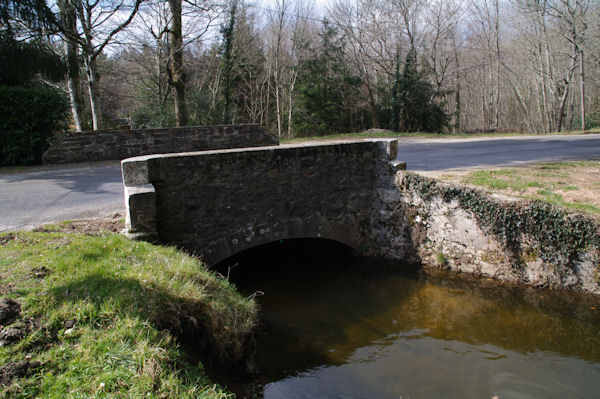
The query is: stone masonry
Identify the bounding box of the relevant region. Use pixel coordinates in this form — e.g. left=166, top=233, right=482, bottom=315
left=122, top=140, right=398, bottom=265
left=122, top=138, right=599, bottom=295
left=370, top=171, right=600, bottom=295
left=43, top=124, right=278, bottom=164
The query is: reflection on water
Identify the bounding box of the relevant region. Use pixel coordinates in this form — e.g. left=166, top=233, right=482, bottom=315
left=219, top=239, right=600, bottom=399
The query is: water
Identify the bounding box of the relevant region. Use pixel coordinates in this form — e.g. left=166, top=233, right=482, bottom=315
left=219, top=239, right=600, bottom=399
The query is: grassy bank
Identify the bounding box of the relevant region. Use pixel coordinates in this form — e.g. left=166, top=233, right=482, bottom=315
left=434, top=161, right=600, bottom=217
left=0, top=229, right=257, bottom=398
left=281, top=127, right=600, bottom=143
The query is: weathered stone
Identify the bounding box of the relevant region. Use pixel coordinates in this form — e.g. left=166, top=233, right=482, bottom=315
left=373, top=171, right=600, bottom=295
left=122, top=141, right=393, bottom=265
left=123, top=185, right=157, bottom=242
left=122, top=140, right=600, bottom=295
left=43, top=124, right=278, bottom=164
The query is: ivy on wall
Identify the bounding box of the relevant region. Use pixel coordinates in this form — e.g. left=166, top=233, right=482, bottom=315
left=401, top=173, right=600, bottom=267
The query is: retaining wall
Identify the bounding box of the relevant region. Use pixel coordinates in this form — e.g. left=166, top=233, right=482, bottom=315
left=371, top=171, right=600, bottom=295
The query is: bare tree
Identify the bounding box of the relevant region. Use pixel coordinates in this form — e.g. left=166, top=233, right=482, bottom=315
left=68, top=0, right=144, bottom=130
left=57, top=0, right=86, bottom=131
left=466, top=0, right=502, bottom=130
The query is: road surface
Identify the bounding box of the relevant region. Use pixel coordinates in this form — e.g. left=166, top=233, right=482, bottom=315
left=1, top=163, right=123, bottom=232
left=395, top=134, right=600, bottom=171
left=1, top=134, right=599, bottom=232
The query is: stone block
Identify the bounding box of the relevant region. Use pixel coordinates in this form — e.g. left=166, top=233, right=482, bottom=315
left=123, top=185, right=157, bottom=241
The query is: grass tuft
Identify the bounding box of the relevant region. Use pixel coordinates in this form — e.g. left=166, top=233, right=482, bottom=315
left=0, top=231, right=257, bottom=398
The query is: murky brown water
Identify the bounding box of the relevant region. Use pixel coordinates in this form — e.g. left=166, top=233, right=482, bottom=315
left=221, top=239, right=600, bottom=399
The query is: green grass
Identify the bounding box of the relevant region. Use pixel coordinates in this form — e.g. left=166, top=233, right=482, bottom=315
left=0, top=231, right=257, bottom=398
left=530, top=190, right=600, bottom=215
left=454, top=161, right=600, bottom=216
left=464, top=170, right=542, bottom=192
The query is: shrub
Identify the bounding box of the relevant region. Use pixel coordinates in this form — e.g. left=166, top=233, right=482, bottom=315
left=0, top=84, right=69, bottom=166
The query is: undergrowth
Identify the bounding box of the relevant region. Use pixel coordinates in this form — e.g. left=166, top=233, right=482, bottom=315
left=0, top=231, right=257, bottom=398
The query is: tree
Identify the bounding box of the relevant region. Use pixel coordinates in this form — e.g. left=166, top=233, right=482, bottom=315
left=69, top=0, right=144, bottom=130
left=396, top=47, right=449, bottom=132
left=0, top=29, right=68, bottom=166
left=0, top=32, right=65, bottom=85
left=167, top=0, right=186, bottom=126
left=549, top=0, right=589, bottom=131
left=0, top=0, right=57, bottom=37
left=220, top=0, right=237, bottom=124
left=293, top=21, right=362, bottom=135
left=57, top=0, right=86, bottom=131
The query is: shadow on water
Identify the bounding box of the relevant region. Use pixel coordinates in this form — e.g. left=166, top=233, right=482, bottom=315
left=214, top=238, right=600, bottom=398
left=216, top=239, right=423, bottom=379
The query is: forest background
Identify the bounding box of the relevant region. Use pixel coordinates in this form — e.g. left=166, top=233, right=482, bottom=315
left=1, top=0, right=599, bottom=145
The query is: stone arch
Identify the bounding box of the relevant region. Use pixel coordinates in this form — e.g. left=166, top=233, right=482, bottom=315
left=190, top=217, right=364, bottom=266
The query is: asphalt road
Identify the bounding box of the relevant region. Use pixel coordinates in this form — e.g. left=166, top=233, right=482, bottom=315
left=0, top=163, right=124, bottom=232
left=396, top=134, right=600, bottom=171
left=1, top=134, right=599, bottom=232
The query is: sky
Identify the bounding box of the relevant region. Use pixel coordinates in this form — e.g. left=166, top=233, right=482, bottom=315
left=258, top=0, right=329, bottom=15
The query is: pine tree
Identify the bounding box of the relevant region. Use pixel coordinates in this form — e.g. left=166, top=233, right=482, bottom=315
left=293, top=21, right=361, bottom=136
left=395, top=47, right=448, bottom=132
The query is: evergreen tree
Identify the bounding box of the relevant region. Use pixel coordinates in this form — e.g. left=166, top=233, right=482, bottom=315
left=0, top=32, right=65, bottom=85
left=220, top=0, right=237, bottom=124
left=1, top=0, right=57, bottom=37
left=293, top=21, right=361, bottom=136
left=0, top=0, right=68, bottom=166
left=394, top=47, right=449, bottom=132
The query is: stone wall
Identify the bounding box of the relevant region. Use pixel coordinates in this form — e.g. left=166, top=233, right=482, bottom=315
left=43, top=124, right=278, bottom=164
left=122, top=140, right=398, bottom=265
left=371, top=171, right=600, bottom=295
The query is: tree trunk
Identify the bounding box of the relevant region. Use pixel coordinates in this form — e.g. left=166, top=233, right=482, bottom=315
left=65, top=40, right=86, bottom=131
left=59, top=0, right=86, bottom=131
left=365, top=83, right=379, bottom=129
left=453, top=36, right=461, bottom=133
left=556, top=43, right=578, bottom=132
left=494, top=0, right=500, bottom=130
left=84, top=55, right=103, bottom=130
left=221, top=0, right=238, bottom=124
left=287, top=71, right=297, bottom=137
left=579, top=47, right=585, bottom=131
left=273, top=5, right=285, bottom=139
left=168, top=0, right=187, bottom=127
left=540, top=6, right=555, bottom=132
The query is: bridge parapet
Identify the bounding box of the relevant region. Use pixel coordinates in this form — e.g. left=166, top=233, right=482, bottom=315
left=122, top=140, right=398, bottom=265
left=44, top=124, right=278, bottom=164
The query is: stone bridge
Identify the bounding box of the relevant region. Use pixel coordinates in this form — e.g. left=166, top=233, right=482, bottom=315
left=121, top=137, right=599, bottom=295
left=121, top=140, right=399, bottom=265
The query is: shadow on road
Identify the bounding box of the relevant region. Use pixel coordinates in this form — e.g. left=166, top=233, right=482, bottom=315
left=0, top=164, right=123, bottom=195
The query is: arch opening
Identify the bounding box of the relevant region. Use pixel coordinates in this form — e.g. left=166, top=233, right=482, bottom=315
left=213, top=238, right=356, bottom=287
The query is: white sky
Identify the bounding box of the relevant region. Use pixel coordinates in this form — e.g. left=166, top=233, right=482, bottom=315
left=258, top=0, right=328, bottom=15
